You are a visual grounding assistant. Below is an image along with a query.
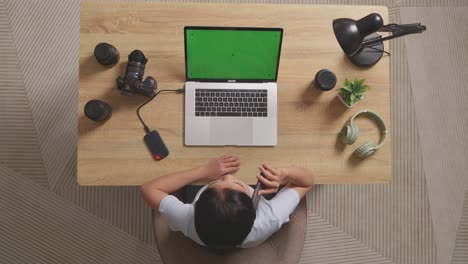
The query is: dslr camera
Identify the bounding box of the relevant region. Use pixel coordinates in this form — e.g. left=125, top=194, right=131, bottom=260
left=116, top=50, right=157, bottom=97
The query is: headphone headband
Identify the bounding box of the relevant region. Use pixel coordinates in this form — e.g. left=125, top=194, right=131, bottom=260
left=348, top=110, right=387, bottom=149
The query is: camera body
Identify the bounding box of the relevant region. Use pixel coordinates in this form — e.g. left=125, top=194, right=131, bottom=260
left=116, top=50, right=157, bottom=97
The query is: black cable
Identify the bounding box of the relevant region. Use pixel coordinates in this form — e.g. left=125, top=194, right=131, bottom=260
left=364, top=40, right=391, bottom=56
left=137, top=88, right=184, bottom=133
left=366, top=46, right=391, bottom=56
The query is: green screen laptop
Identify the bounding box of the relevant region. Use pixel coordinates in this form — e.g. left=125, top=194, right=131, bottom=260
left=184, top=27, right=283, bottom=146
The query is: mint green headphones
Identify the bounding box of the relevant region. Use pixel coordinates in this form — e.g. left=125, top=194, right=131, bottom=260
left=340, top=110, right=387, bottom=158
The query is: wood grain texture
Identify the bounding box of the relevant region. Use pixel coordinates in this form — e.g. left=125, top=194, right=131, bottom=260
left=79, top=2, right=390, bottom=185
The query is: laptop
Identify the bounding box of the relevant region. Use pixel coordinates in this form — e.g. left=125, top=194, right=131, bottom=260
left=184, top=26, right=283, bottom=146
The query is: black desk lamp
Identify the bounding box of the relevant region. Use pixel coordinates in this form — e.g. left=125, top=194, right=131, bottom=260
left=333, top=13, right=426, bottom=67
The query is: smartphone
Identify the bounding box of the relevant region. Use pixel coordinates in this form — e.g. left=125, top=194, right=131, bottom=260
left=251, top=174, right=264, bottom=209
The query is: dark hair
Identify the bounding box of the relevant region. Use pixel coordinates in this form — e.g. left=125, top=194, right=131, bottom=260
left=194, top=187, right=256, bottom=250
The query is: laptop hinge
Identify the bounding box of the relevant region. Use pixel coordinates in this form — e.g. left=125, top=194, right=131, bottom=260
left=228, top=80, right=236, bottom=83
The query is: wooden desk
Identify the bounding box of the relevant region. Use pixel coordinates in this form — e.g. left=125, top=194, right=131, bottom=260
left=79, top=2, right=390, bottom=185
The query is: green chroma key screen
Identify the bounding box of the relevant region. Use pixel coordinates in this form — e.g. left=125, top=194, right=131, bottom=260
left=185, top=27, right=283, bottom=81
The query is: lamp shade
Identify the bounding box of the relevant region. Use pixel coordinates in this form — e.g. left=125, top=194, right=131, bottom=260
left=333, top=13, right=383, bottom=56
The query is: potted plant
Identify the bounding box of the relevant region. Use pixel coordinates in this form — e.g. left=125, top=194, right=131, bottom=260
left=337, top=78, right=369, bottom=108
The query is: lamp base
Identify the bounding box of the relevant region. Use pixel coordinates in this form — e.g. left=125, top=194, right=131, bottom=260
left=348, top=33, right=384, bottom=67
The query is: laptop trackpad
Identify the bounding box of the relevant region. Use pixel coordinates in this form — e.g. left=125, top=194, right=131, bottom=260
left=210, top=118, right=253, bottom=145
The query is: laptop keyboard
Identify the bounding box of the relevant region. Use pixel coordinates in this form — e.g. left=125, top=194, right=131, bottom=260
left=195, top=89, right=268, bottom=117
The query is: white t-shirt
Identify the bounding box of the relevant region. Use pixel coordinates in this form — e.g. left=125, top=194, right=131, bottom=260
left=159, top=185, right=300, bottom=248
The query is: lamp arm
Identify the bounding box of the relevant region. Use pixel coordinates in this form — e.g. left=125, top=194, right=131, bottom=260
left=362, top=23, right=427, bottom=47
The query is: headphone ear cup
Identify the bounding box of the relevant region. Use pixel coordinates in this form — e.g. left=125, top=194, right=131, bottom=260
left=355, top=142, right=376, bottom=158
left=340, top=124, right=359, bottom=145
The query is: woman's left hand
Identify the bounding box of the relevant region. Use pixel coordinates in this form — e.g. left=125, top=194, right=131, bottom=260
left=256, top=163, right=285, bottom=195
left=201, top=155, right=241, bottom=180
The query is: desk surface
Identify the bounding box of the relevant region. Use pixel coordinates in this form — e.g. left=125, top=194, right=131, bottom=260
left=79, top=2, right=390, bottom=186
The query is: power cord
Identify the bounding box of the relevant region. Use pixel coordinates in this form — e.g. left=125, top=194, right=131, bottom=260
left=364, top=24, right=398, bottom=56
left=366, top=45, right=391, bottom=56
left=136, top=88, right=185, bottom=133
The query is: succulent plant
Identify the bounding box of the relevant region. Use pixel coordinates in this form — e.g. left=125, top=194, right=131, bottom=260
left=338, top=79, right=369, bottom=106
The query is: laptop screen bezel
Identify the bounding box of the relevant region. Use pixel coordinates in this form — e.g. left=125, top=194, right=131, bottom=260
left=184, top=26, right=284, bottom=83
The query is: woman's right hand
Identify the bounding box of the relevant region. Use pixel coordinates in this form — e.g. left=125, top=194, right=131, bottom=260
left=256, top=163, right=287, bottom=195
left=201, top=154, right=240, bottom=180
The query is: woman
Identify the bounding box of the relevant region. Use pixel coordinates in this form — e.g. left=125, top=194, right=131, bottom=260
left=141, top=155, right=314, bottom=250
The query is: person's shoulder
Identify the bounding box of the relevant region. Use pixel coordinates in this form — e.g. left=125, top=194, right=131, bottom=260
left=240, top=187, right=301, bottom=248
left=159, top=195, right=194, bottom=213
left=276, top=186, right=301, bottom=201
left=239, top=198, right=280, bottom=248
left=159, top=195, right=196, bottom=235
left=258, top=187, right=301, bottom=222
left=255, top=197, right=282, bottom=225
left=160, top=194, right=180, bottom=206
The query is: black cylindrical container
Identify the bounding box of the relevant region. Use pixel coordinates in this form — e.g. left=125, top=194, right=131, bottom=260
left=94, top=43, right=120, bottom=67
left=84, top=100, right=112, bottom=122
left=314, top=69, right=337, bottom=91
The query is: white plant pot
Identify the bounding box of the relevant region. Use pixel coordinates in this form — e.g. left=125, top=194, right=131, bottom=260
left=337, top=94, right=361, bottom=108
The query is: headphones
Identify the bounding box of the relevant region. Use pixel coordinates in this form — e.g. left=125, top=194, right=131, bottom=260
left=340, top=110, right=387, bottom=158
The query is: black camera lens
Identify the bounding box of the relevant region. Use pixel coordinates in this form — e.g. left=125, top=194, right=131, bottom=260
left=94, top=43, right=120, bottom=67
left=116, top=49, right=156, bottom=97
left=84, top=100, right=112, bottom=122
left=314, top=69, right=337, bottom=91
left=125, top=50, right=148, bottom=80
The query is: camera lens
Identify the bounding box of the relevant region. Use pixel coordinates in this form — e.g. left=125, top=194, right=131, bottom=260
left=94, top=43, right=120, bottom=67
left=84, top=100, right=112, bottom=122
left=315, top=69, right=337, bottom=91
